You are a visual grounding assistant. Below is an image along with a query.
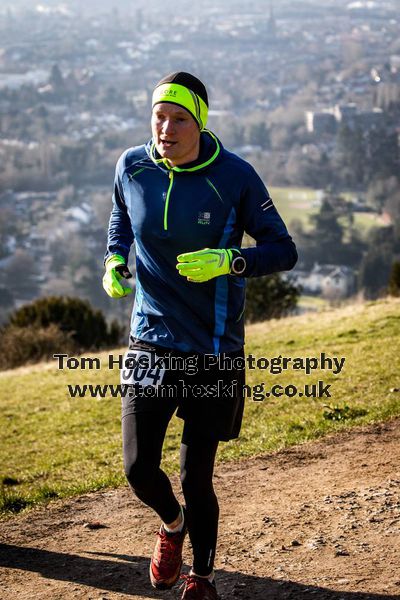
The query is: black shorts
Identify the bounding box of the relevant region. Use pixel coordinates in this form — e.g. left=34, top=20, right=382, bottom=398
left=121, top=337, right=246, bottom=441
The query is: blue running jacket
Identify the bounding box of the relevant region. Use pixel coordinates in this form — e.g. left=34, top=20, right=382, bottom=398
left=105, top=130, right=298, bottom=354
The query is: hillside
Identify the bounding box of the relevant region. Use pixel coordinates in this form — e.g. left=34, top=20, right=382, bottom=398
left=0, top=416, right=399, bottom=599
left=0, top=297, right=399, bottom=516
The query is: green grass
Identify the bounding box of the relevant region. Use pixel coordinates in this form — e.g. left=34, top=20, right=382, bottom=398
left=269, top=186, right=321, bottom=227
left=352, top=211, right=385, bottom=232
left=1, top=298, right=400, bottom=517
left=297, top=294, right=330, bottom=311
left=269, top=186, right=386, bottom=236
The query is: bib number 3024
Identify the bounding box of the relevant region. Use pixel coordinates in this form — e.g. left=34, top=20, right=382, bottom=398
left=120, top=350, right=166, bottom=387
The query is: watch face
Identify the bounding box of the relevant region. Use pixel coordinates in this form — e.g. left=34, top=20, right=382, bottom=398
left=232, top=256, right=246, bottom=274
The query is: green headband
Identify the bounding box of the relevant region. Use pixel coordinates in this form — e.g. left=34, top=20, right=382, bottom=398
left=152, top=82, right=208, bottom=130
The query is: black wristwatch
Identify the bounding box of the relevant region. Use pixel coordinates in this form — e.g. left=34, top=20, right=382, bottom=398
left=231, top=253, right=246, bottom=275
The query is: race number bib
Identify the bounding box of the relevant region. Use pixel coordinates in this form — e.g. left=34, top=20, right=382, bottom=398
left=120, top=350, right=166, bottom=387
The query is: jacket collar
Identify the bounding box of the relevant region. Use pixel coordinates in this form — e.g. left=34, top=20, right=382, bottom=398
left=146, top=129, right=221, bottom=173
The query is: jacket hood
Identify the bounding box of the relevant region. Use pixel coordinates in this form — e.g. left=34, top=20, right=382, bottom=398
left=145, top=129, right=222, bottom=173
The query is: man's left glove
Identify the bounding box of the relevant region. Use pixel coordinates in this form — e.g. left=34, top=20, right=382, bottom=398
left=176, top=248, right=233, bottom=282
left=102, top=254, right=133, bottom=298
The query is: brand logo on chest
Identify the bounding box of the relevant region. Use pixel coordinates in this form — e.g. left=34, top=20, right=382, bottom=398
left=198, top=211, right=211, bottom=225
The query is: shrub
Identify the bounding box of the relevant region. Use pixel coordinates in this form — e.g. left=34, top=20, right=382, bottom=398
left=8, top=296, right=122, bottom=350
left=245, top=274, right=300, bottom=324
left=0, top=323, right=75, bottom=370
left=388, top=261, right=400, bottom=297
left=0, top=296, right=124, bottom=370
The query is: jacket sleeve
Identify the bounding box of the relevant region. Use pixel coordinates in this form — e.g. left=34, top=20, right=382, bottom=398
left=238, top=165, right=298, bottom=277
left=104, top=150, right=134, bottom=265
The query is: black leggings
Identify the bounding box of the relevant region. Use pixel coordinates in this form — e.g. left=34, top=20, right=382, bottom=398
left=122, top=409, right=219, bottom=576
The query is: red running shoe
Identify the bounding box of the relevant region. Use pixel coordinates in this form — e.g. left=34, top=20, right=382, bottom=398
left=179, top=574, right=219, bottom=599
left=149, top=522, right=187, bottom=589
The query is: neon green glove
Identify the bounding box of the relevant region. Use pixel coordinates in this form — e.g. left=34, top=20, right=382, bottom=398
left=102, top=254, right=133, bottom=298
left=176, top=248, right=233, bottom=283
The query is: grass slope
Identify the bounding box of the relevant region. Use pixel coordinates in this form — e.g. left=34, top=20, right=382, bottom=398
left=269, top=186, right=385, bottom=234
left=1, top=298, right=399, bottom=516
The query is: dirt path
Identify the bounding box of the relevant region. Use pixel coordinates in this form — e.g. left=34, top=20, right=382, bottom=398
left=1, top=419, right=399, bottom=600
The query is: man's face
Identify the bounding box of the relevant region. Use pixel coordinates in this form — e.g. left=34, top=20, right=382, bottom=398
left=151, top=103, right=200, bottom=166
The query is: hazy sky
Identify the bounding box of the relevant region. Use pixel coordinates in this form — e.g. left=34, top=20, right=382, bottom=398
left=0, top=0, right=357, bottom=11
left=1, top=0, right=399, bottom=18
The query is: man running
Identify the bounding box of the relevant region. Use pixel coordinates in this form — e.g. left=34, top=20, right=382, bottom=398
left=103, top=71, right=297, bottom=599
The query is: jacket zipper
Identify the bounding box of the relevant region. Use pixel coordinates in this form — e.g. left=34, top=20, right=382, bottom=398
left=164, top=170, right=174, bottom=230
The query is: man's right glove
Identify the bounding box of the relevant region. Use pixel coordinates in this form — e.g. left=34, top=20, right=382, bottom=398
left=102, top=254, right=133, bottom=298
